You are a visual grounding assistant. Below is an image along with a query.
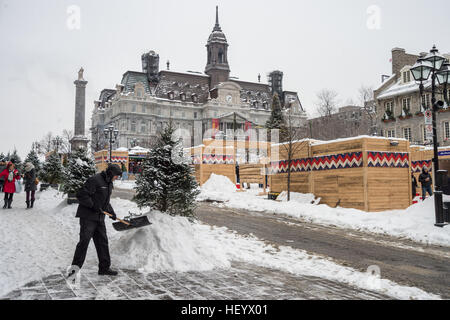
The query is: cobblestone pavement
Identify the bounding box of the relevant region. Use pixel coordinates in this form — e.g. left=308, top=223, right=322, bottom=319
left=1, top=262, right=391, bottom=300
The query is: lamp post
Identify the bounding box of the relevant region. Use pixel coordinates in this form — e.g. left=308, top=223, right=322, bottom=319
left=104, top=125, right=119, bottom=163
left=411, top=45, right=448, bottom=227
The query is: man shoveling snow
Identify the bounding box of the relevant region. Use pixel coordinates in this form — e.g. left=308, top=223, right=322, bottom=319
left=69, top=164, right=123, bottom=277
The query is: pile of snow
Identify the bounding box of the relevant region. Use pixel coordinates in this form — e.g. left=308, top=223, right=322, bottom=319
left=197, top=174, right=236, bottom=202
left=198, top=175, right=450, bottom=247
left=113, top=211, right=230, bottom=273
left=277, top=191, right=318, bottom=204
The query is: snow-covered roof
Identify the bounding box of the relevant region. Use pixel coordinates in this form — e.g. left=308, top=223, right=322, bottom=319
left=377, top=78, right=432, bottom=100
left=129, top=146, right=150, bottom=154
left=115, top=147, right=128, bottom=152
left=311, top=135, right=407, bottom=146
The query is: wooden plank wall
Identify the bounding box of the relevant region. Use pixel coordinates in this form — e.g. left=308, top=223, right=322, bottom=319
left=196, top=164, right=236, bottom=186
left=365, top=138, right=411, bottom=211
left=239, top=164, right=265, bottom=185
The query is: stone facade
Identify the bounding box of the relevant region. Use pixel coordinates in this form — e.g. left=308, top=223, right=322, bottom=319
left=307, top=106, right=372, bottom=141
left=90, top=7, right=306, bottom=150
left=374, top=47, right=450, bottom=147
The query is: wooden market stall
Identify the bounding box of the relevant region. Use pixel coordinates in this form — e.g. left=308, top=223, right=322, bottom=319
left=186, top=139, right=272, bottom=186
left=269, top=136, right=412, bottom=212
left=94, top=150, right=129, bottom=173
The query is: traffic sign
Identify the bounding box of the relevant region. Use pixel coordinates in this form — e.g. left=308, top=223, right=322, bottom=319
left=424, top=110, right=432, bottom=125
left=425, top=124, right=433, bottom=141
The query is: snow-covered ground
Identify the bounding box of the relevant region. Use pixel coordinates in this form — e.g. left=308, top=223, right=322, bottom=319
left=0, top=189, right=440, bottom=299
left=114, top=180, right=137, bottom=190
left=198, top=174, right=450, bottom=247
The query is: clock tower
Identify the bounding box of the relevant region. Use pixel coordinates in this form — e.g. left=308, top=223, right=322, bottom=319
left=205, top=6, right=230, bottom=89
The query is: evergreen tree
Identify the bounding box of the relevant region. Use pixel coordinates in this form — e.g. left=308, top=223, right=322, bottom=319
left=133, top=123, right=200, bottom=217
left=24, top=149, right=41, bottom=173
left=0, top=153, right=6, bottom=163
left=9, top=149, right=22, bottom=170
left=62, top=148, right=96, bottom=195
left=40, top=152, right=63, bottom=184
left=266, top=93, right=287, bottom=142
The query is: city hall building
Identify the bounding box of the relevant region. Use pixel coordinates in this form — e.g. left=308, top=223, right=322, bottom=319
left=90, top=7, right=307, bottom=150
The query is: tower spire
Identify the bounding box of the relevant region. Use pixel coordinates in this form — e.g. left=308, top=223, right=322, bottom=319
left=214, top=5, right=222, bottom=31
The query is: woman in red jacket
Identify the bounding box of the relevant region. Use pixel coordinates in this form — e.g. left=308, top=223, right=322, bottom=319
left=0, top=162, right=21, bottom=209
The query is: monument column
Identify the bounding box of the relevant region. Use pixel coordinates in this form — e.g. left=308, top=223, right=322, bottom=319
left=70, top=67, right=89, bottom=151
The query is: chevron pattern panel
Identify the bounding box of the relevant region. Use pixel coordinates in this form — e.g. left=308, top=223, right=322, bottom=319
left=411, top=160, right=432, bottom=173
left=201, top=154, right=235, bottom=165
left=367, top=152, right=409, bottom=168
left=270, top=152, right=363, bottom=174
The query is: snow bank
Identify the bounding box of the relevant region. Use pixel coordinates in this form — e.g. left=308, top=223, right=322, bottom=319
left=109, top=198, right=230, bottom=273
left=197, top=174, right=236, bottom=202
left=198, top=175, right=450, bottom=247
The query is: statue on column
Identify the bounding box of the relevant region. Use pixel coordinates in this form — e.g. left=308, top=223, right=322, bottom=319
left=78, top=67, right=85, bottom=81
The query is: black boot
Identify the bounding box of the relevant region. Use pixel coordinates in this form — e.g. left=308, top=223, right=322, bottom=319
left=7, top=199, right=12, bottom=209
left=30, top=199, right=34, bottom=208
left=98, top=269, right=118, bottom=276
left=2, top=201, right=6, bottom=209
left=26, top=201, right=30, bottom=209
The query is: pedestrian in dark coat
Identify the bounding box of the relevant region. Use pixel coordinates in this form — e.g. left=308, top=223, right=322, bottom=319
left=23, top=162, right=37, bottom=209
left=411, top=172, right=418, bottom=198
left=419, top=167, right=433, bottom=200
left=70, top=164, right=122, bottom=276
left=0, top=162, right=21, bottom=209
left=0, top=163, right=5, bottom=193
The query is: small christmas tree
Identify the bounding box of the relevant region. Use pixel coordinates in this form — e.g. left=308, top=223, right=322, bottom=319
left=0, top=152, right=6, bottom=163
left=266, top=93, right=287, bottom=142
left=40, top=152, right=63, bottom=184
left=24, top=149, right=41, bottom=174
left=133, top=123, right=200, bottom=217
left=62, top=148, right=96, bottom=195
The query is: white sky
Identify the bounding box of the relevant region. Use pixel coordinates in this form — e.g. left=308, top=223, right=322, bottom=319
left=0, top=0, right=449, bottom=158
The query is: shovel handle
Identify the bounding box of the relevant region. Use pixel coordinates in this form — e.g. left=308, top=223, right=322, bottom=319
left=103, top=211, right=131, bottom=226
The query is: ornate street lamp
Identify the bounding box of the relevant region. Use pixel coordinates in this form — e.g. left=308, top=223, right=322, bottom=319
left=437, top=61, right=450, bottom=104
left=411, top=45, right=448, bottom=227
left=104, top=125, right=119, bottom=163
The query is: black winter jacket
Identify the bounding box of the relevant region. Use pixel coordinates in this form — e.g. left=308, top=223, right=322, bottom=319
left=24, top=169, right=37, bottom=192
left=419, top=172, right=432, bottom=188
left=76, top=171, right=115, bottom=221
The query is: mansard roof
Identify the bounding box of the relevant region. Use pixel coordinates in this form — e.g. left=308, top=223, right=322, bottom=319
left=121, top=71, right=151, bottom=94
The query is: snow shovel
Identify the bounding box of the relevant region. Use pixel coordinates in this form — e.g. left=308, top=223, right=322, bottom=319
left=103, top=211, right=152, bottom=232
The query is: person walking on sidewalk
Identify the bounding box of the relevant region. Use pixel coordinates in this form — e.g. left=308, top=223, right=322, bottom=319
left=0, top=162, right=20, bottom=209
left=419, top=167, right=433, bottom=201
left=411, top=171, right=418, bottom=199
left=70, top=164, right=122, bottom=276
left=23, top=162, right=37, bottom=209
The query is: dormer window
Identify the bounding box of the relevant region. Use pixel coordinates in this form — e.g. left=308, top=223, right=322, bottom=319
left=403, top=70, right=411, bottom=83
left=180, top=92, right=186, bottom=101
left=191, top=93, right=198, bottom=103
left=168, top=91, right=174, bottom=100
left=263, top=101, right=268, bottom=109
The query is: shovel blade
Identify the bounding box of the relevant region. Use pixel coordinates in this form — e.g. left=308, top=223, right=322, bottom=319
left=112, top=216, right=152, bottom=232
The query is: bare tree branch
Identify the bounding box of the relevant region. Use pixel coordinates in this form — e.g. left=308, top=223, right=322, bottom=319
left=315, top=89, right=339, bottom=117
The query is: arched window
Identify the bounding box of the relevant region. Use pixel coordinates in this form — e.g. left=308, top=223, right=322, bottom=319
left=218, top=49, right=224, bottom=63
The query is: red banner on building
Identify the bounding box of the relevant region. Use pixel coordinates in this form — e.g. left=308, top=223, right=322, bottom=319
left=212, top=118, right=219, bottom=139
left=245, top=121, right=252, bottom=141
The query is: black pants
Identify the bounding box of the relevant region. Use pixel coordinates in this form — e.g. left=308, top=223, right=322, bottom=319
left=4, top=193, right=13, bottom=202
left=71, top=219, right=111, bottom=271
